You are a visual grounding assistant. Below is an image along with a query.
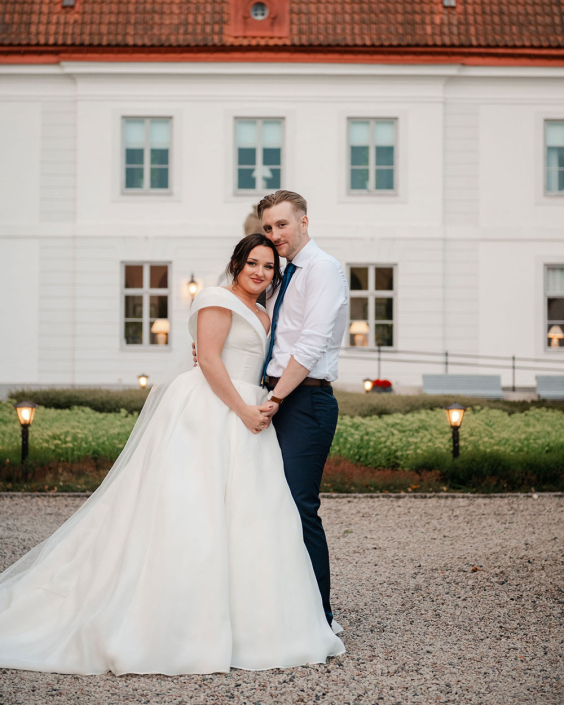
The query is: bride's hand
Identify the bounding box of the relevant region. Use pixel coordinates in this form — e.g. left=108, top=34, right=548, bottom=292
left=240, top=406, right=271, bottom=434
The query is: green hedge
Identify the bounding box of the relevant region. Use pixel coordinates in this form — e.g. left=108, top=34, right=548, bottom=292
left=334, top=390, right=564, bottom=417
left=9, top=388, right=149, bottom=415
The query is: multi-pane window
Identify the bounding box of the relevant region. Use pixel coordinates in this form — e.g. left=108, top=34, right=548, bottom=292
left=546, top=266, right=564, bottom=349
left=235, top=118, right=283, bottom=192
left=123, top=118, right=171, bottom=192
left=123, top=263, right=170, bottom=346
left=349, top=119, right=396, bottom=193
left=348, top=265, right=395, bottom=348
left=546, top=121, right=564, bottom=194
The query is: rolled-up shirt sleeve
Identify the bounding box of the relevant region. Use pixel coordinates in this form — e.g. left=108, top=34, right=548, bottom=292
left=290, top=259, right=347, bottom=371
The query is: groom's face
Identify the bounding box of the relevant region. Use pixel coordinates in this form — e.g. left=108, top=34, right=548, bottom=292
left=261, top=202, right=308, bottom=261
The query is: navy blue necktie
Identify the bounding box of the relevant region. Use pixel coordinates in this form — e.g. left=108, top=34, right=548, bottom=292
left=261, top=263, right=297, bottom=387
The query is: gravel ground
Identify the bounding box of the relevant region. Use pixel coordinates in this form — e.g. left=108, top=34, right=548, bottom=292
left=0, top=493, right=562, bottom=705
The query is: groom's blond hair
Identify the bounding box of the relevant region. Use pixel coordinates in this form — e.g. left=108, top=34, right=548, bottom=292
left=257, top=190, right=307, bottom=219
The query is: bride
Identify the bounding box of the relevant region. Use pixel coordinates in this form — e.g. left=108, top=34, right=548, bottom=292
left=0, top=233, right=345, bottom=676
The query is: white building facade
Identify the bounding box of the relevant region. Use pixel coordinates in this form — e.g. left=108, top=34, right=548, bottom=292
left=1, top=59, right=564, bottom=394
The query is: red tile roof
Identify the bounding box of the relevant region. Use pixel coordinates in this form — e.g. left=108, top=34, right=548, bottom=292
left=0, top=0, right=563, bottom=50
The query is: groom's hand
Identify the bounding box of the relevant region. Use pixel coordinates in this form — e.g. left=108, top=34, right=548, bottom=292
left=192, top=342, right=198, bottom=367
left=259, top=401, right=279, bottom=418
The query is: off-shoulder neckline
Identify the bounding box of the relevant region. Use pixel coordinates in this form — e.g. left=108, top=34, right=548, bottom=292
left=217, top=287, right=271, bottom=336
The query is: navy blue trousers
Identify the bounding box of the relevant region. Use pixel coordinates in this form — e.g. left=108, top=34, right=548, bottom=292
left=271, top=385, right=339, bottom=625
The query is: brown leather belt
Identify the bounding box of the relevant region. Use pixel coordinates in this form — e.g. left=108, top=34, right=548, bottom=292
left=264, top=375, right=331, bottom=388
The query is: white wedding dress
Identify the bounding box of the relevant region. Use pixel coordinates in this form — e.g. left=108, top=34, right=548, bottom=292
left=0, top=287, right=345, bottom=676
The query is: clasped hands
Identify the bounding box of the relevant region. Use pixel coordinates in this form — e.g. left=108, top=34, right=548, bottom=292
left=192, top=342, right=278, bottom=434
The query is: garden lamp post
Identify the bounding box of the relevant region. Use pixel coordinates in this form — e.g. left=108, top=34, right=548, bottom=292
left=138, top=374, right=149, bottom=389
left=13, top=401, right=37, bottom=464
left=363, top=378, right=374, bottom=393
left=444, top=403, right=467, bottom=460
left=187, top=274, right=198, bottom=302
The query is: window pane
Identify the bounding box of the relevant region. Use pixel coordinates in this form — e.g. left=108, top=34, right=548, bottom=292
left=150, top=265, right=168, bottom=289
left=351, top=146, right=369, bottom=167
left=350, top=267, right=368, bottom=290
left=547, top=297, right=564, bottom=321
left=150, top=167, right=169, bottom=189
left=236, top=120, right=257, bottom=147
left=376, top=146, right=394, bottom=167
left=547, top=267, right=564, bottom=294
left=150, top=295, right=168, bottom=319
left=126, top=148, right=144, bottom=166
left=125, top=265, right=143, bottom=288
left=375, top=298, right=393, bottom=321
left=547, top=147, right=564, bottom=169
left=351, top=168, right=369, bottom=190
left=238, top=168, right=256, bottom=190
left=349, top=321, right=369, bottom=347
left=547, top=323, right=564, bottom=348
left=150, top=148, right=169, bottom=166
left=125, top=296, right=143, bottom=318
left=264, top=167, right=281, bottom=190
left=150, top=119, right=170, bottom=148
left=547, top=169, right=559, bottom=192
left=238, top=147, right=256, bottom=167
left=375, top=267, right=394, bottom=291
left=375, top=323, right=393, bottom=347
left=263, top=147, right=281, bottom=166
left=124, top=321, right=143, bottom=345
left=546, top=121, right=564, bottom=147
left=350, top=297, right=368, bottom=320
left=375, top=120, right=395, bottom=146
left=124, top=119, right=145, bottom=147
left=125, top=167, right=144, bottom=189
left=349, top=121, right=370, bottom=146
left=375, top=168, right=394, bottom=190
left=262, top=120, right=282, bottom=147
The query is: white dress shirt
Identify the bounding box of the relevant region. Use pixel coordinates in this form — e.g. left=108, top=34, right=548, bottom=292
left=265, top=239, right=349, bottom=382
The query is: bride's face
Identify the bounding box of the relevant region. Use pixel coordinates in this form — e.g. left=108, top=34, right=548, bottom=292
left=235, top=245, right=276, bottom=296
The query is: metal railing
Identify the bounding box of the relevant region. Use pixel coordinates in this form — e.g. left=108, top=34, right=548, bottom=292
left=340, top=347, right=564, bottom=391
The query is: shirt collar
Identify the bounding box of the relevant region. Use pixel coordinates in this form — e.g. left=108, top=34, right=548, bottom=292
left=288, top=238, right=319, bottom=269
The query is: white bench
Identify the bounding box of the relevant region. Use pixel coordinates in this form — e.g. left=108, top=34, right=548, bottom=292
left=536, top=375, right=564, bottom=400
left=422, top=374, right=504, bottom=398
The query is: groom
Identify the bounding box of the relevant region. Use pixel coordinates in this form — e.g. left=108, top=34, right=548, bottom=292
left=256, top=190, right=349, bottom=630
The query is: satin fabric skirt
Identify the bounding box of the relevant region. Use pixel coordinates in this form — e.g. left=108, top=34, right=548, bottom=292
left=0, top=367, right=344, bottom=675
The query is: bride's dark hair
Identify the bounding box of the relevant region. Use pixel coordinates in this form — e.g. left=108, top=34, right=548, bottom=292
left=226, top=233, right=282, bottom=298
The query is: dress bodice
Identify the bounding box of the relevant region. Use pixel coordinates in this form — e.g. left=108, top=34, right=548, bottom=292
left=189, top=287, right=269, bottom=387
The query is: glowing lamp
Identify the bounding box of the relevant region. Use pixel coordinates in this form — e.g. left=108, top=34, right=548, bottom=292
left=443, top=403, right=468, bottom=459
left=13, top=401, right=37, bottom=464
left=350, top=321, right=369, bottom=347
left=188, top=274, right=198, bottom=301
left=363, top=378, right=374, bottom=393
left=547, top=325, right=564, bottom=348
left=138, top=374, right=149, bottom=389
left=150, top=318, right=170, bottom=345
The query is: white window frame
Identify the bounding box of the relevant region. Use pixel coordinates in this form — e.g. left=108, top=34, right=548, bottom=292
left=544, top=119, right=564, bottom=197
left=347, top=118, right=398, bottom=196
left=121, top=117, right=173, bottom=195
left=544, top=264, right=564, bottom=352
left=233, top=117, right=285, bottom=196
left=121, top=262, right=171, bottom=350
left=347, top=264, right=396, bottom=349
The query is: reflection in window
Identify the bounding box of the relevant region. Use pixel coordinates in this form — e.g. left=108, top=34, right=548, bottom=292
left=349, top=118, right=396, bottom=193
left=123, top=263, right=170, bottom=346
left=546, top=266, right=564, bottom=348
left=235, top=118, right=283, bottom=192
left=348, top=265, right=395, bottom=347
left=123, top=117, right=171, bottom=192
